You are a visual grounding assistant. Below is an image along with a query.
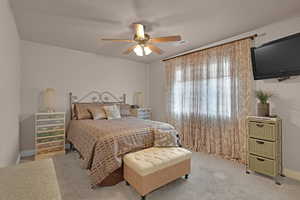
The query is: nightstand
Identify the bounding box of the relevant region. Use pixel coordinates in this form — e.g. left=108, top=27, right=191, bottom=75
left=35, top=112, right=65, bottom=160
left=131, top=108, right=152, bottom=120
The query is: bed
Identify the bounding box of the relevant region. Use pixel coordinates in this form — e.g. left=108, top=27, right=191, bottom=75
left=67, top=91, right=179, bottom=187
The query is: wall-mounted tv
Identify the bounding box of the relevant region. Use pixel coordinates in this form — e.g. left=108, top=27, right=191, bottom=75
left=251, top=33, right=300, bottom=80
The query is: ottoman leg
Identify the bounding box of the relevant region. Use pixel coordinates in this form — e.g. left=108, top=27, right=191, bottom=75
left=141, top=195, right=146, bottom=200
left=125, top=181, right=130, bottom=186
left=185, top=174, right=189, bottom=179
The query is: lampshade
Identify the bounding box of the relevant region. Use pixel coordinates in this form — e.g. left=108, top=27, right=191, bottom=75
left=133, top=91, right=144, bottom=107
left=43, top=88, right=56, bottom=112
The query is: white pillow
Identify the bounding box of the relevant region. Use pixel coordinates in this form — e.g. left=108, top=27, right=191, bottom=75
left=103, top=105, right=121, bottom=120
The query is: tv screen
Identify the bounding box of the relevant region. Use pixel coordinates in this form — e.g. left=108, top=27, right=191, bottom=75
left=251, top=33, right=300, bottom=80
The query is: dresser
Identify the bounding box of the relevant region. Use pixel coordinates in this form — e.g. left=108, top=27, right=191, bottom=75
left=246, top=116, right=282, bottom=184
left=35, top=112, right=65, bottom=160
left=131, top=108, right=152, bottom=120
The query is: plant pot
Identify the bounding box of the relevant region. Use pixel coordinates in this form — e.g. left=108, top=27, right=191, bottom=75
left=257, top=103, right=270, bottom=117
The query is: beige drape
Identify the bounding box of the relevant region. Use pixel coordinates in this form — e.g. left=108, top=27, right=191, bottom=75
left=165, top=39, right=253, bottom=162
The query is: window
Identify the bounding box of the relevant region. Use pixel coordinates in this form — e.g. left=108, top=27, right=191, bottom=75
left=172, top=59, right=231, bottom=118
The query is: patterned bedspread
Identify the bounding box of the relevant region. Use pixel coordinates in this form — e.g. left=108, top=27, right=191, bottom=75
left=67, top=117, right=178, bottom=186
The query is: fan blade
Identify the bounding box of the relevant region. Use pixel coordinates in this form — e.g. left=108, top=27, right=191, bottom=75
left=147, top=44, right=164, bottom=55
left=102, top=38, right=134, bottom=42
left=123, top=45, right=137, bottom=55
left=134, top=24, right=145, bottom=39
left=150, top=35, right=181, bottom=43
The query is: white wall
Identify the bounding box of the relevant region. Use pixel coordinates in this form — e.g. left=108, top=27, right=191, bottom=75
left=0, top=0, right=21, bottom=167
left=20, top=41, right=149, bottom=151
left=149, top=16, right=300, bottom=172
left=149, top=61, right=166, bottom=122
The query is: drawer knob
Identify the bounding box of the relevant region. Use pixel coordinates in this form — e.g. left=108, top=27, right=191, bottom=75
left=256, top=123, right=264, bottom=128
left=256, top=140, right=265, bottom=144
left=256, top=157, right=265, bottom=162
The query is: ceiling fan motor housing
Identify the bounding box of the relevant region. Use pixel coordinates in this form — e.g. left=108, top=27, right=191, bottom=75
left=134, top=34, right=150, bottom=44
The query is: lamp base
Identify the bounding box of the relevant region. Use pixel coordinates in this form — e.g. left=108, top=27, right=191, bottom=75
left=45, top=107, right=56, bottom=113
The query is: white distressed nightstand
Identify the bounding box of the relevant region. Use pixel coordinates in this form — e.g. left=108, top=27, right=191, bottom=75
left=131, top=108, right=152, bottom=120
left=35, top=112, right=65, bottom=160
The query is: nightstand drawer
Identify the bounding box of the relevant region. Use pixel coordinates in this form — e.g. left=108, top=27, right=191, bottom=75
left=131, top=108, right=151, bottom=120
left=37, top=136, right=64, bottom=144
left=249, top=122, right=275, bottom=141
left=37, top=141, right=64, bottom=149
left=37, top=146, right=64, bottom=155
left=36, top=119, right=64, bottom=126
left=37, top=130, right=64, bottom=138
left=138, top=113, right=150, bottom=118
left=249, top=155, right=275, bottom=177
left=249, top=138, right=275, bottom=159
left=139, top=116, right=150, bottom=120
left=37, top=114, right=65, bottom=120
left=37, top=125, right=64, bottom=132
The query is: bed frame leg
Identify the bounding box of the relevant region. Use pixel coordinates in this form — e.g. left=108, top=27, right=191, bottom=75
left=90, top=185, right=96, bottom=190
left=185, top=174, right=189, bottom=179
left=69, top=143, right=74, bottom=152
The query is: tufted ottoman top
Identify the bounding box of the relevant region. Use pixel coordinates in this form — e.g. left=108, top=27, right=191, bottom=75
left=124, top=147, right=192, bottom=176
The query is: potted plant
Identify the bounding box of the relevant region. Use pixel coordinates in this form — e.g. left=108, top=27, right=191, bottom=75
left=255, top=90, right=272, bottom=117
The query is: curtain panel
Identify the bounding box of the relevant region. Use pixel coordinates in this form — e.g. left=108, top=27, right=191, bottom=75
left=164, top=39, right=253, bottom=162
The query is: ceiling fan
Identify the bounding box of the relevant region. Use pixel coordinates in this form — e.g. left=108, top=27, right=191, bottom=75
left=101, top=24, right=181, bottom=56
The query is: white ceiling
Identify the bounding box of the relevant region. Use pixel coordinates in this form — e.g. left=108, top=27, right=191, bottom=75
left=11, top=0, right=300, bottom=63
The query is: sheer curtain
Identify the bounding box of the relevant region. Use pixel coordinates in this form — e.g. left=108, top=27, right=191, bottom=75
left=165, top=39, right=253, bottom=162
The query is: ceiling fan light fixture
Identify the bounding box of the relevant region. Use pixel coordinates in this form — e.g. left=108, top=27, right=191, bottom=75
left=144, top=46, right=152, bottom=55
left=134, top=45, right=144, bottom=56
left=102, top=23, right=181, bottom=56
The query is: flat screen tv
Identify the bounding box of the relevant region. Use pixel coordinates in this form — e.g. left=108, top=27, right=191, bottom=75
left=251, top=33, right=300, bottom=80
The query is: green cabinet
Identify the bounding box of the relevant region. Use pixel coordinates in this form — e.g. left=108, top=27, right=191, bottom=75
left=246, top=116, right=282, bottom=184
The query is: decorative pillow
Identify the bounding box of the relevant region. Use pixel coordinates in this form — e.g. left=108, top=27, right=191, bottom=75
left=74, top=103, right=112, bottom=120
left=88, top=107, right=107, bottom=120
left=103, top=105, right=121, bottom=120
left=74, top=103, right=93, bottom=120
left=119, top=104, right=132, bottom=117
left=154, top=129, right=179, bottom=147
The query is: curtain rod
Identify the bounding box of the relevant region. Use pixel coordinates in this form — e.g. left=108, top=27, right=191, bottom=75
left=162, top=34, right=258, bottom=62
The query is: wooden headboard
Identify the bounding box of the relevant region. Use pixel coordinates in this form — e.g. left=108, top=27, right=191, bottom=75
left=69, top=91, right=126, bottom=120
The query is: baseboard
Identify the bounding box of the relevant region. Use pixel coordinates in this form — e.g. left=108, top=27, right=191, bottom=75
left=15, top=154, right=21, bottom=164
left=21, top=149, right=35, bottom=157
left=283, top=168, right=300, bottom=181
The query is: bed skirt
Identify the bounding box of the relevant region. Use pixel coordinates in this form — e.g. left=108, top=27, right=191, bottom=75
left=98, top=167, right=124, bottom=186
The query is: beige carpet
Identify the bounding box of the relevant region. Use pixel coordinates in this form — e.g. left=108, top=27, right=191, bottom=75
left=51, top=152, right=300, bottom=200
